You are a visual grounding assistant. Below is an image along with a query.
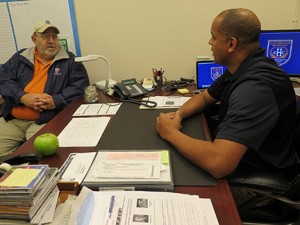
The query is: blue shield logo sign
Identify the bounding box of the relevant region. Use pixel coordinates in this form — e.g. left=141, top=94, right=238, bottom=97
left=211, top=67, right=223, bottom=81
left=267, top=40, right=293, bottom=66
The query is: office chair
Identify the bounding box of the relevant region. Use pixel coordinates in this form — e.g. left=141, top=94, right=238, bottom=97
left=0, top=96, right=3, bottom=117
left=229, top=170, right=300, bottom=225
left=228, top=118, right=300, bottom=225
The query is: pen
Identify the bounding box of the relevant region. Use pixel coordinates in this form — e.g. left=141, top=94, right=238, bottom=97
left=152, top=68, right=158, bottom=77
left=160, top=68, right=164, bottom=75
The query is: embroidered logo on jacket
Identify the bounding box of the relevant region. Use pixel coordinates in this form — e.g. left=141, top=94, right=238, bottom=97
left=53, top=67, right=62, bottom=76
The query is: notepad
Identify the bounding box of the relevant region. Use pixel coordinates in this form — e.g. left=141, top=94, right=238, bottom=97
left=1, top=168, right=41, bottom=187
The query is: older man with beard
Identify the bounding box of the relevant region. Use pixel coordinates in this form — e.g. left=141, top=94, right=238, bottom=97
left=0, top=20, right=89, bottom=157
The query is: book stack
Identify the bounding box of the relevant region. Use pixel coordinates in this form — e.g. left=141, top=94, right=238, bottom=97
left=0, top=165, right=60, bottom=224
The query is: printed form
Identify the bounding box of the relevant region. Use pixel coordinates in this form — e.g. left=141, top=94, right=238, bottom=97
left=73, top=103, right=122, bottom=116
left=92, top=151, right=162, bottom=179
left=58, top=117, right=110, bottom=147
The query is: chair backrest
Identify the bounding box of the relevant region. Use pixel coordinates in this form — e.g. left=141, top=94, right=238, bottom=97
left=294, top=120, right=300, bottom=152
left=0, top=96, right=3, bottom=117
left=294, top=97, right=300, bottom=153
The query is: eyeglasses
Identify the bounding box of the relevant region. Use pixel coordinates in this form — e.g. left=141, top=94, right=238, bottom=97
left=35, top=33, right=59, bottom=41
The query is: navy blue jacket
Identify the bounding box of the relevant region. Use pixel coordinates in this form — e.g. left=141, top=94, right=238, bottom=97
left=0, top=46, right=90, bottom=124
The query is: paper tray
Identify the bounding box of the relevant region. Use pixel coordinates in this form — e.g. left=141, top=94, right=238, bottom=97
left=81, top=150, right=174, bottom=192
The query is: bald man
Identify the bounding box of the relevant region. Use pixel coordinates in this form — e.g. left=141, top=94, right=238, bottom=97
left=156, top=8, right=298, bottom=208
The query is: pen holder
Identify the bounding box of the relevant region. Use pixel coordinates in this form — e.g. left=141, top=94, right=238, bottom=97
left=154, top=74, right=163, bottom=86
left=84, top=86, right=99, bottom=103
left=152, top=68, right=165, bottom=86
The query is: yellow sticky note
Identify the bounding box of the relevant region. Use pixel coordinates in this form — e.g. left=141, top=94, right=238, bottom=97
left=178, top=88, right=189, bottom=94
left=160, top=150, right=170, bottom=164
left=1, top=168, right=41, bottom=187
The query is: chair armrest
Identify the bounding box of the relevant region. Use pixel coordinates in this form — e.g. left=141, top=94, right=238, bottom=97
left=0, top=96, right=3, bottom=117
left=228, top=171, right=290, bottom=194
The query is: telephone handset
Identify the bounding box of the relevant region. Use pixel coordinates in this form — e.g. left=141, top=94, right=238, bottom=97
left=113, top=78, right=149, bottom=99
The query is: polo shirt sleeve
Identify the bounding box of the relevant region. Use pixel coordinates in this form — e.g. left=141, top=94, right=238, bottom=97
left=207, top=71, right=229, bottom=101
left=215, top=79, right=279, bottom=151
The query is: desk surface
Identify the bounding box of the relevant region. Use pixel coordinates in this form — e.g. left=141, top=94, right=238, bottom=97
left=98, top=102, right=217, bottom=186
left=13, top=84, right=242, bottom=225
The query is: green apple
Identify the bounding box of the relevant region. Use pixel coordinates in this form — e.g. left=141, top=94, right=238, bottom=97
left=34, top=133, right=59, bottom=157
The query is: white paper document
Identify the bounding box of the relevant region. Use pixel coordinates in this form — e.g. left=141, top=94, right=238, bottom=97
left=0, top=3, right=17, bottom=63
left=50, top=195, right=77, bottom=225
left=31, top=186, right=60, bottom=224
left=69, top=187, right=219, bottom=225
left=73, top=103, right=122, bottom=116
left=58, top=117, right=110, bottom=147
left=140, top=96, right=190, bottom=109
left=92, top=151, right=161, bottom=179
left=59, top=152, right=97, bottom=183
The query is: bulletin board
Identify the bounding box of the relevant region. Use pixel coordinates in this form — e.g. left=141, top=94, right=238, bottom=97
left=0, top=0, right=80, bottom=64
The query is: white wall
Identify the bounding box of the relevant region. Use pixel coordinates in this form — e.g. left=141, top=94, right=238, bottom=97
left=74, top=0, right=300, bottom=85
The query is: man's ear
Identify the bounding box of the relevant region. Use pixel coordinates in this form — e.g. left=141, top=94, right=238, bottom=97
left=31, top=34, right=37, bottom=44
left=228, top=37, right=238, bottom=53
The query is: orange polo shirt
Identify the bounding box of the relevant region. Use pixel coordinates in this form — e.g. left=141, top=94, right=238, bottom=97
left=11, top=50, right=51, bottom=120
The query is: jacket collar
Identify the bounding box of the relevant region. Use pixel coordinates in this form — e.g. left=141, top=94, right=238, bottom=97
left=20, top=46, right=69, bottom=65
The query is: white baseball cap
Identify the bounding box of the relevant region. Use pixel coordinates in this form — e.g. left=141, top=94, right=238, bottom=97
left=33, top=20, right=60, bottom=34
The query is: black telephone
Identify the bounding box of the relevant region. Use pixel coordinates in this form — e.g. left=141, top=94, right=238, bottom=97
left=113, top=78, right=157, bottom=108
left=113, top=78, right=149, bottom=99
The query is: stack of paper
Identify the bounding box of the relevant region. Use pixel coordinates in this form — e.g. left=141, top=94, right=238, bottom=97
left=66, top=187, right=220, bottom=225
left=0, top=165, right=60, bottom=224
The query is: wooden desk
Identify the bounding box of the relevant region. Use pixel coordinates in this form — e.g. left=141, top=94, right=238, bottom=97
left=13, top=85, right=242, bottom=225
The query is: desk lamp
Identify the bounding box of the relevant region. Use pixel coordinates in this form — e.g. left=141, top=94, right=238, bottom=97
left=75, top=55, right=117, bottom=90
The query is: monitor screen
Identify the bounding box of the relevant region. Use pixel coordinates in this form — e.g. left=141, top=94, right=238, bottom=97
left=196, top=61, right=226, bottom=89
left=259, top=30, right=300, bottom=76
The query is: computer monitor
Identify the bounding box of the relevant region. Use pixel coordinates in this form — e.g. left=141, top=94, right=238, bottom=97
left=259, top=30, right=300, bottom=76
left=196, top=60, right=227, bottom=89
